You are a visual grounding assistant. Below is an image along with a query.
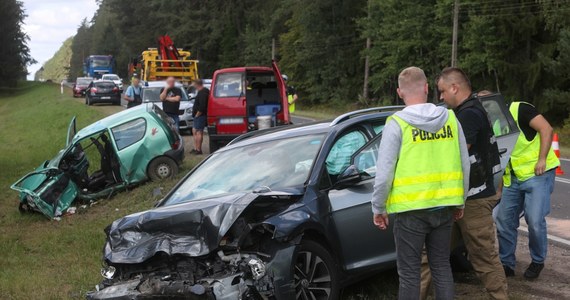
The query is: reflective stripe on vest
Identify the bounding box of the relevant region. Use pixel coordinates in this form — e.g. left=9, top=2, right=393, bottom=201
left=386, top=111, right=465, bottom=214
left=288, top=94, right=295, bottom=113
left=503, top=102, right=560, bottom=186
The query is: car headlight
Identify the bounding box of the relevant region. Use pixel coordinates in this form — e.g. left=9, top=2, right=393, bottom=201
left=185, top=108, right=193, bottom=115
left=219, top=117, right=244, bottom=125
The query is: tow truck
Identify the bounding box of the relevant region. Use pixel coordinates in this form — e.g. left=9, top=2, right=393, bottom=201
left=129, top=35, right=199, bottom=86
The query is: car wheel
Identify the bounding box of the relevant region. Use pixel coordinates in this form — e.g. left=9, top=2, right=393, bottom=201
left=147, top=157, right=178, bottom=181
left=294, top=240, right=340, bottom=300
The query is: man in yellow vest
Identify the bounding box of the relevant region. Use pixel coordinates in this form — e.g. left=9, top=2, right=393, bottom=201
left=282, top=74, right=298, bottom=113
left=372, top=67, right=470, bottom=299
left=495, top=101, right=560, bottom=279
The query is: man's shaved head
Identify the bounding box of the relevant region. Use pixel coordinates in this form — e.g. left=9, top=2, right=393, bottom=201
left=436, top=67, right=473, bottom=108
left=437, top=67, right=472, bottom=90
left=397, top=67, right=428, bottom=104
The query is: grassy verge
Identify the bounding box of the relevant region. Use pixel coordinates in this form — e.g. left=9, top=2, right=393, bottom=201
left=0, top=83, right=201, bottom=299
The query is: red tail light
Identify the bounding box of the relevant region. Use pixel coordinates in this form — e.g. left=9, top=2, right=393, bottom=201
left=113, top=87, right=119, bottom=93
left=90, top=87, right=97, bottom=94
left=171, top=140, right=180, bottom=150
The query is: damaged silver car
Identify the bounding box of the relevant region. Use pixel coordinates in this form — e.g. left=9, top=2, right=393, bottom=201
left=88, top=97, right=520, bottom=299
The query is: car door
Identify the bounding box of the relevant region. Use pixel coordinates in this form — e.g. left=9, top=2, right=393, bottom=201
left=67, top=116, right=77, bottom=147
left=326, top=130, right=396, bottom=272
left=479, top=93, right=520, bottom=185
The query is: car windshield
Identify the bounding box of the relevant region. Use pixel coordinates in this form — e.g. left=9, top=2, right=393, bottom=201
left=91, top=58, right=112, bottom=67
left=103, top=75, right=119, bottom=81
left=163, top=134, right=325, bottom=206
left=142, top=87, right=189, bottom=102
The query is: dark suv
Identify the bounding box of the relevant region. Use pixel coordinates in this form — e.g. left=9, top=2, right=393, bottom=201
left=85, top=80, right=121, bottom=106
left=88, top=95, right=518, bottom=300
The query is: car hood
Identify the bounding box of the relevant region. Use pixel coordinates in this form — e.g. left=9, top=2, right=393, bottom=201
left=143, top=101, right=193, bottom=110
left=104, top=192, right=292, bottom=264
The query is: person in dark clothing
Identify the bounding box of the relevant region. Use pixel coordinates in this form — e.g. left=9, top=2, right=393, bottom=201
left=159, top=77, right=182, bottom=131
left=190, top=79, right=209, bottom=154
left=434, top=67, right=508, bottom=299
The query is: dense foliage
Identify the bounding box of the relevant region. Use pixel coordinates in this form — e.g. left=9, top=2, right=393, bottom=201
left=0, top=0, right=34, bottom=87
left=65, top=0, right=570, bottom=121
left=34, top=38, right=73, bottom=82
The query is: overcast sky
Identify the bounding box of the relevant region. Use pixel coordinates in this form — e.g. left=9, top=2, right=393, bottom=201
left=22, top=0, right=99, bottom=80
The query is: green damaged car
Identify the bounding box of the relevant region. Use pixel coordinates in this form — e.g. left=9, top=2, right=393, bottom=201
left=11, top=105, right=184, bottom=219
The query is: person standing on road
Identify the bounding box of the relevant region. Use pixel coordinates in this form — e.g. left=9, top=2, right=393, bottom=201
left=496, top=101, right=560, bottom=279
left=282, top=74, right=298, bottom=114
left=434, top=67, right=509, bottom=299
left=124, top=77, right=142, bottom=108
left=160, top=77, right=182, bottom=130
left=372, top=66, right=470, bottom=300
left=190, top=79, right=209, bottom=155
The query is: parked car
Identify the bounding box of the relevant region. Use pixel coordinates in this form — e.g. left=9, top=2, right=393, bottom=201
left=207, top=61, right=291, bottom=152
left=72, top=77, right=93, bottom=97
left=101, top=74, right=124, bottom=92
left=141, top=81, right=194, bottom=133
left=11, top=105, right=184, bottom=220
left=88, top=95, right=518, bottom=300
left=86, top=80, right=121, bottom=106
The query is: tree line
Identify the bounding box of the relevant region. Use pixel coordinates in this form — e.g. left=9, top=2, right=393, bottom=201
left=68, top=0, right=570, bottom=122
left=0, top=0, right=34, bottom=87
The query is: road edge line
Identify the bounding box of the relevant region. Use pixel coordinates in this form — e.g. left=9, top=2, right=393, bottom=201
left=519, top=225, right=570, bottom=250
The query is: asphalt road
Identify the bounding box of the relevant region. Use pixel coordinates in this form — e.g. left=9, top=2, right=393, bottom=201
left=551, top=158, right=570, bottom=219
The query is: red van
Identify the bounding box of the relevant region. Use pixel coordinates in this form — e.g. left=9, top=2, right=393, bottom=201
left=207, top=61, right=291, bottom=152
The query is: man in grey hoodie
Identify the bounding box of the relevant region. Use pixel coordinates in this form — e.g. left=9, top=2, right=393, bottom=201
left=372, top=67, right=470, bottom=300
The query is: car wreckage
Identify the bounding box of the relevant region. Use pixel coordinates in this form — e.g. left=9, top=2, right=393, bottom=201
left=89, top=95, right=519, bottom=299
left=11, top=105, right=184, bottom=219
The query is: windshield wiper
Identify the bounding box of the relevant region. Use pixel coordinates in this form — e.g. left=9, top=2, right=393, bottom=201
left=252, top=186, right=272, bottom=194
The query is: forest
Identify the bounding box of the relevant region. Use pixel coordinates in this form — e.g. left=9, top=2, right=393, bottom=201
left=0, top=0, right=34, bottom=87
left=63, top=0, right=570, bottom=122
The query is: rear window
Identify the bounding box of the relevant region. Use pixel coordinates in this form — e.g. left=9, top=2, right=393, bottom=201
left=214, top=73, right=243, bottom=98
left=95, top=82, right=116, bottom=89
left=77, top=79, right=91, bottom=85
left=103, top=75, right=119, bottom=81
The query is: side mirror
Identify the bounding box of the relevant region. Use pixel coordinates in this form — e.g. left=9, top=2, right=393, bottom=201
left=334, top=165, right=361, bottom=189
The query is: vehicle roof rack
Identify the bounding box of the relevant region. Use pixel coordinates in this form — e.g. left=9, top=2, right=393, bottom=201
left=329, top=106, right=404, bottom=126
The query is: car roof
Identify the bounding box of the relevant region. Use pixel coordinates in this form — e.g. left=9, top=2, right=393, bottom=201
left=93, top=80, right=115, bottom=83
left=214, top=66, right=273, bottom=74
left=223, top=108, right=402, bottom=151
left=74, top=105, right=152, bottom=141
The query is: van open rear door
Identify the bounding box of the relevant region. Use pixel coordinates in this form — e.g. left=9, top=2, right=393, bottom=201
left=272, top=60, right=291, bottom=124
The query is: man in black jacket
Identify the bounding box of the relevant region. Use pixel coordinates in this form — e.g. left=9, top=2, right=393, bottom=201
left=191, top=79, right=209, bottom=155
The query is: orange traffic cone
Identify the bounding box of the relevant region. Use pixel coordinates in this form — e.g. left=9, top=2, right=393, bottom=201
left=552, top=133, right=565, bottom=175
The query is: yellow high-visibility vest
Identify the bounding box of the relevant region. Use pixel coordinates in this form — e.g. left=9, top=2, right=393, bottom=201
left=503, top=102, right=559, bottom=186
left=288, top=94, right=295, bottom=113
left=387, top=111, right=465, bottom=214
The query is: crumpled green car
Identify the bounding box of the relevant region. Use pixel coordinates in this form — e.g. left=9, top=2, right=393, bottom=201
left=11, top=105, right=184, bottom=219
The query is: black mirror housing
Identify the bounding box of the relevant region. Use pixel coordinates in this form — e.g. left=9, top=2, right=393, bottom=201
left=334, top=165, right=361, bottom=189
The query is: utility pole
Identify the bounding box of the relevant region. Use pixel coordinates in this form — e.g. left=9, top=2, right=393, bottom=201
left=362, top=0, right=371, bottom=102
left=271, top=38, right=276, bottom=60
left=451, top=0, right=459, bottom=67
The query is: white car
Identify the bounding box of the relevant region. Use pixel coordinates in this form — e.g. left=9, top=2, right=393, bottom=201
left=101, top=74, right=123, bottom=92
left=141, top=81, right=194, bottom=133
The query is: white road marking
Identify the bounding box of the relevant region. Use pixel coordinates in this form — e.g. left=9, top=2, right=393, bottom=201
left=560, top=157, right=570, bottom=162
left=555, top=177, right=570, bottom=184
left=520, top=225, right=570, bottom=248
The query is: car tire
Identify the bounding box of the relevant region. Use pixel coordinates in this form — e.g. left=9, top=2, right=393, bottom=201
left=147, top=156, right=178, bottom=181
left=294, top=240, right=340, bottom=300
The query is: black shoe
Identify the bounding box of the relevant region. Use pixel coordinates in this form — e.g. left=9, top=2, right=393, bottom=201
left=503, top=265, right=515, bottom=277
left=195, top=150, right=203, bottom=155
left=524, top=262, right=544, bottom=279
left=189, top=149, right=198, bottom=154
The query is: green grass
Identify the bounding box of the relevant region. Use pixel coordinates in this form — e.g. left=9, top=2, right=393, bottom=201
left=0, top=83, right=201, bottom=299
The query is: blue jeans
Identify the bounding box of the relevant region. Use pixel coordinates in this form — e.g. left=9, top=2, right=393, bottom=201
left=394, top=208, right=455, bottom=300
left=167, top=113, right=180, bottom=131
left=495, top=169, right=555, bottom=269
